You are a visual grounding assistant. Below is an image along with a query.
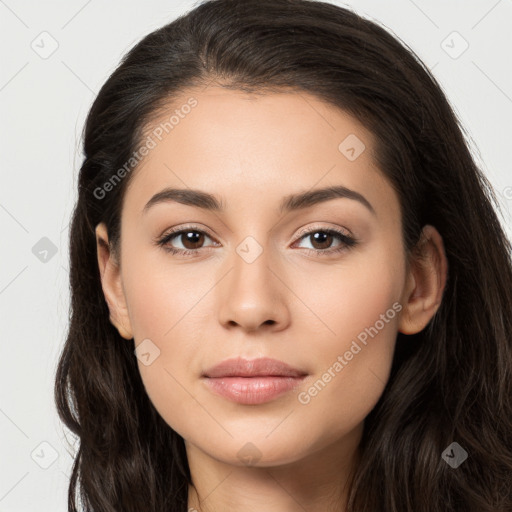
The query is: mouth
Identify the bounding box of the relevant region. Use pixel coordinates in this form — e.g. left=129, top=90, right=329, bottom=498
left=202, top=357, right=308, bottom=405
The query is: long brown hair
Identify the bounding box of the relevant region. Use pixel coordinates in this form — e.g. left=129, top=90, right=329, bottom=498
left=55, top=0, right=512, bottom=510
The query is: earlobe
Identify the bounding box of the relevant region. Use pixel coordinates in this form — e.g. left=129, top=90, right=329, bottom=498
left=95, top=222, right=134, bottom=340
left=398, top=225, right=448, bottom=335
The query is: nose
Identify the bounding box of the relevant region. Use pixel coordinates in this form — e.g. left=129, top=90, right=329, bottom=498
left=217, top=244, right=290, bottom=333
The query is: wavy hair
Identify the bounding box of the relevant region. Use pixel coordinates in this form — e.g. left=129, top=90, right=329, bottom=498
left=54, top=0, right=512, bottom=510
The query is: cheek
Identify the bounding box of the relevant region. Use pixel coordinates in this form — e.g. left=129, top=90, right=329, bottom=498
left=291, top=240, right=404, bottom=358
left=293, top=251, right=404, bottom=444
left=121, top=239, right=207, bottom=340
left=120, top=248, right=219, bottom=435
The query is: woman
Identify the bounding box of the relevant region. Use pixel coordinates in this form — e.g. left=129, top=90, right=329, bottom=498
left=54, top=0, right=512, bottom=510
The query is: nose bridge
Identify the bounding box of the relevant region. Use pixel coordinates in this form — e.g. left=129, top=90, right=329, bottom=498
left=216, top=232, right=289, bottom=331
left=230, top=233, right=276, bottom=300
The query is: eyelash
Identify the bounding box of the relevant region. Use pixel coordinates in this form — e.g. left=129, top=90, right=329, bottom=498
left=155, top=224, right=358, bottom=258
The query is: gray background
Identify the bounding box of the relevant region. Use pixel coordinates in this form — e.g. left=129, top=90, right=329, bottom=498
left=1, top=0, right=511, bottom=510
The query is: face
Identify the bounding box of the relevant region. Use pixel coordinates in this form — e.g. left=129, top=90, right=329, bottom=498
left=96, top=85, right=434, bottom=469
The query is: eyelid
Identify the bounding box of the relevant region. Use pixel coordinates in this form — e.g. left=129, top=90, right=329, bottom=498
left=156, top=222, right=358, bottom=256
left=159, top=222, right=353, bottom=242
left=293, top=223, right=353, bottom=240
left=158, top=223, right=217, bottom=240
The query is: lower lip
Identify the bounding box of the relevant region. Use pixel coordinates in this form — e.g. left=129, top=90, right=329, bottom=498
left=203, top=376, right=306, bottom=405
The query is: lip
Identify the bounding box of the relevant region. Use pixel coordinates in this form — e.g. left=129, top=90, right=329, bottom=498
left=203, top=357, right=307, bottom=378
left=202, top=357, right=308, bottom=405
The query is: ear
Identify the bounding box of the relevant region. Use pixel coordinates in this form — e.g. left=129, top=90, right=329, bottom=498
left=95, top=222, right=133, bottom=340
left=398, top=225, right=448, bottom=335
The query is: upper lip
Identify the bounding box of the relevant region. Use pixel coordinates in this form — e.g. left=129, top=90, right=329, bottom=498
left=202, top=357, right=308, bottom=378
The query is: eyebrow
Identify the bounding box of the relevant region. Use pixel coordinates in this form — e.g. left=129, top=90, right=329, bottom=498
left=142, top=185, right=376, bottom=216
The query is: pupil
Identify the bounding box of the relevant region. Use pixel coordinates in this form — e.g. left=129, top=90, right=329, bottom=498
left=312, top=231, right=332, bottom=249
left=183, top=231, right=203, bottom=249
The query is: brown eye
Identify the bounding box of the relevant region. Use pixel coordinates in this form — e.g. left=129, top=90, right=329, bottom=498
left=308, top=231, right=334, bottom=250
left=293, top=227, right=357, bottom=256
left=179, top=231, right=205, bottom=250
left=156, top=227, right=218, bottom=255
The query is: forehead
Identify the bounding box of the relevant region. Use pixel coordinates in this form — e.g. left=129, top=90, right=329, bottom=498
left=122, top=85, right=396, bottom=219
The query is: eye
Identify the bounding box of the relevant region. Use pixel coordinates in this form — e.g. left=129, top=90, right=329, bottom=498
left=292, top=227, right=357, bottom=255
left=155, top=225, right=358, bottom=257
left=156, top=226, right=219, bottom=256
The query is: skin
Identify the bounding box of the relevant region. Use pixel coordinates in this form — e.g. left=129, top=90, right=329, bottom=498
left=95, top=85, right=448, bottom=512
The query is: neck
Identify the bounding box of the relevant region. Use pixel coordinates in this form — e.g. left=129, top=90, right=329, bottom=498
left=186, top=424, right=362, bottom=512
